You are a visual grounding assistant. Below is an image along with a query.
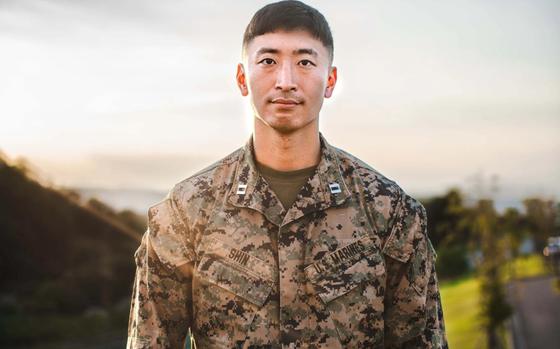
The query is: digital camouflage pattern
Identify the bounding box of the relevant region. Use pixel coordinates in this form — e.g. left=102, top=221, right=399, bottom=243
left=127, top=133, right=447, bottom=348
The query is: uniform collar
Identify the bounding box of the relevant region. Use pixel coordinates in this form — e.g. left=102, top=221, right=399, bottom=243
left=227, top=132, right=351, bottom=226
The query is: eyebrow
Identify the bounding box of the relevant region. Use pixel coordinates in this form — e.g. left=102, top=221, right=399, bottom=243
left=294, top=48, right=318, bottom=57
left=256, top=47, right=318, bottom=58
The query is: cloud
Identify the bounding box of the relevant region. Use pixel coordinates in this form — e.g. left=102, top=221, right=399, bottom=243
left=1, top=0, right=559, bottom=204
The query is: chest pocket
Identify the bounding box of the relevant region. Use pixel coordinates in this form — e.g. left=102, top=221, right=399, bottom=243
left=304, top=236, right=386, bottom=347
left=193, top=237, right=274, bottom=346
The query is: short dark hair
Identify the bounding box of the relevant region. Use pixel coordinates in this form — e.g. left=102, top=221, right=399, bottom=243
left=242, top=0, right=334, bottom=63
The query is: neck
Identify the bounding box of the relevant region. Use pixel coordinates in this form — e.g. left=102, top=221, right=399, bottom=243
left=252, top=118, right=321, bottom=171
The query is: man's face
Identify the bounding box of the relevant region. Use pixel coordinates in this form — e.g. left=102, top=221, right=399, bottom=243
left=237, top=30, right=337, bottom=134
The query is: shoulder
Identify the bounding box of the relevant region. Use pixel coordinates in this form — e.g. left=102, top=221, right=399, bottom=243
left=331, top=144, right=425, bottom=223
left=331, top=145, right=428, bottom=261
left=152, top=147, right=243, bottom=219
left=333, top=146, right=402, bottom=198
left=142, top=148, right=245, bottom=269
left=174, top=147, right=241, bottom=195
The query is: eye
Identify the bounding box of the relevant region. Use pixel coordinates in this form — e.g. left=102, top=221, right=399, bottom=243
left=299, top=59, right=316, bottom=67
left=259, top=58, right=276, bottom=65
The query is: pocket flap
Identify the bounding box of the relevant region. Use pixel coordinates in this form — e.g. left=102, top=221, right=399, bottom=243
left=381, top=194, right=425, bottom=264
left=196, top=237, right=274, bottom=307
left=304, top=236, right=384, bottom=304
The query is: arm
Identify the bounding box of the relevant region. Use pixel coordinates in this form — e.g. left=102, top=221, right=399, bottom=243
left=409, top=240, right=447, bottom=348
left=383, top=193, right=448, bottom=348
left=127, top=196, right=196, bottom=349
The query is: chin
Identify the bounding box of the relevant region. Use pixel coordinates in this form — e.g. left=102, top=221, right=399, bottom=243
left=263, top=118, right=299, bottom=134
left=256, top=111, right=314, bottom=135
left=269, top=118, right=315, bottom=135
left=270, top=124, right=300, bottom=135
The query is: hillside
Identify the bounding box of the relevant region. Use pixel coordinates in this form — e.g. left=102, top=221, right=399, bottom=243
left=0, top=155, right=145, bottom=347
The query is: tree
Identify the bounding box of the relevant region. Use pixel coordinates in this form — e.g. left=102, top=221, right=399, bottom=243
left=423, top=188, right=472, bottom=248
left=475, top=199, right=512, bottom=349
left=523, top=198, right=556, bottom=251
left=423, top=188, right=474, bottom=279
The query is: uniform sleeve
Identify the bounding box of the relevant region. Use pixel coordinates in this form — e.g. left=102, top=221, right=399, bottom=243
left=127, top=196, right=195, bottom=349
left=383, top=193, right=448, bottom=349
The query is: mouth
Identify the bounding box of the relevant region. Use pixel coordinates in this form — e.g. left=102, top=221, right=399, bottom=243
left=270, top=97, right=302, bottom=106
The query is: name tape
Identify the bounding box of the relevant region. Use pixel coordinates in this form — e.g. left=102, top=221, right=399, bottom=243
left=311, top=239, right=369, bottom=274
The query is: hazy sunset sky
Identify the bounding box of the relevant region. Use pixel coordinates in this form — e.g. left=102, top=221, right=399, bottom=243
left=1, top=0, right=559, bottom=207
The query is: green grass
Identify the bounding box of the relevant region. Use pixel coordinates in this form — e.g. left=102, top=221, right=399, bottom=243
left=502, top=254, right=549, bottom=281
left=440, top=275, right=486, bottom=349
left=440, top=253, right=550, bottom=349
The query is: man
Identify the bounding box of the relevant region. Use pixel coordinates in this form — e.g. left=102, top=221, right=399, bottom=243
left=127, top=1, right=447, bottom=348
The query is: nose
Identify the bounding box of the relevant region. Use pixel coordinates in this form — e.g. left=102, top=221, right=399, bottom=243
left=275, top=62, right=297, bottom=91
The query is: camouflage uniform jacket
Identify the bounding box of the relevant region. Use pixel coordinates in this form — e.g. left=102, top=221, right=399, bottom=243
left=127, top=133, right=448, bottom=349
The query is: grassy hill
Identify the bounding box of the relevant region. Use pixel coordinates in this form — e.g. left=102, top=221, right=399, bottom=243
left=0, top=155, right=145, bottom=347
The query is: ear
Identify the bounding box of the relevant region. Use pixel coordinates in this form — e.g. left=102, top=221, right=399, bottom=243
left=324, top=66, right=337, bottom=98
left=236, top=63, right=248, bottom=96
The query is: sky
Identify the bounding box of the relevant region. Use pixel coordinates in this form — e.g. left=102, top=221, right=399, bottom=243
left=1, top=0, right=559, bottom=209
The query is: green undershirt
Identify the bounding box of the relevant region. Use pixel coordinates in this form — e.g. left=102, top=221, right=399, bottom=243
left=256, top=161, right=318, bottom=211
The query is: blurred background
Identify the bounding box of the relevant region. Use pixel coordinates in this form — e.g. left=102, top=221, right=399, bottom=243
left=1, top=0, right=559, bottom=348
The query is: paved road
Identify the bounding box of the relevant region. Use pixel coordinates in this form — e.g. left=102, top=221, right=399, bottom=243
left=507, top=275, right=560, bottom=349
